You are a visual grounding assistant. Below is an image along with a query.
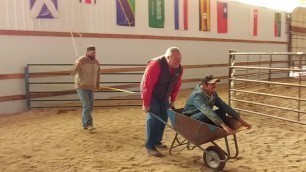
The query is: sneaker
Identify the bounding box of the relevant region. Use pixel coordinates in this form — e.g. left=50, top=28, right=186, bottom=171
left=147, top=147, right=164, bottom=157
left=87, top=125, right=96, bottom=131
left=155, top=142, right=167, bottom=149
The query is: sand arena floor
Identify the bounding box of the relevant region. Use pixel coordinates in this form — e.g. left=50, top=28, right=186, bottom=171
left=0, top=85, right=305, bottom=172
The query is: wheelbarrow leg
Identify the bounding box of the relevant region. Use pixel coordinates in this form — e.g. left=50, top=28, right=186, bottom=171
left=169, top=133, right=179, bottom=155
left=231, top=134, right=239, bottom=158
left=219, top=134, right=239, bottom=159
left=169, top=133, right=189, bottom=155
left=209, top=134, right=239, bottom=160
left=224, top=136, right=231, bottom=158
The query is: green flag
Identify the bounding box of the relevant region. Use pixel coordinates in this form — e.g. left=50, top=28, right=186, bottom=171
left=149, top=0, right=165, bottom=28
left=274, top=12, right=281, bottom=37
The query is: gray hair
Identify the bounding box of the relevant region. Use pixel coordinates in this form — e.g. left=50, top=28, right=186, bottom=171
left=165, top=47, right=181, bottom=58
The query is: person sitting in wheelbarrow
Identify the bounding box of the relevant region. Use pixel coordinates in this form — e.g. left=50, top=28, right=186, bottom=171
left=183, top=74, right=252, bottom=134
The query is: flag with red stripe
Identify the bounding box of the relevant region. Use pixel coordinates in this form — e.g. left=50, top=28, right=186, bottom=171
left=217, top=1, right=227, bottom=33
left=249, top=9, right=258, bottom=36
left=174, top=0, right=188, bottom=30
left=79, top=0, right=96, bottom=4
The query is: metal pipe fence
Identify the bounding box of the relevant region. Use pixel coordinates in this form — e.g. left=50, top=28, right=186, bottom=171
left=24, top=62, right=232, bottom=110
left=25, top=64, right=145, bottom=109
left=229, top=50, right=306, bottom=125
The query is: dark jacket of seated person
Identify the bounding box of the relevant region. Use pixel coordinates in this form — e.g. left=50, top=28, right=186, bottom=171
left=182, top=74, right=252, bottom=134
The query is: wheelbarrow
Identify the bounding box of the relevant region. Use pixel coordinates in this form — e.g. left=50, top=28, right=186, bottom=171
left=150, top=108, right=243, bottom=171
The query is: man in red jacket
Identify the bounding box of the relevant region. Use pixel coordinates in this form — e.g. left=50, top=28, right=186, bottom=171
left=140, top=47, right=183, bottom=157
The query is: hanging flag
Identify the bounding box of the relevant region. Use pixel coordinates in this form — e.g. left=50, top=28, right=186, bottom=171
left=149, top=0, right=165, bottom=28
left=30, top=0, right=58, bottom=19
left=79, top=0, right=96, bottom=4
left=217, top=1, right=227, bottom=33
left=116, top=0, right=135, bottom=26
left=250, top=9, right=258, bottom=36
left=274, top=12, right=281, bottom=37
left=174, top=0, right=188, bottom=30
left=199, top=0, right=210, bottom=31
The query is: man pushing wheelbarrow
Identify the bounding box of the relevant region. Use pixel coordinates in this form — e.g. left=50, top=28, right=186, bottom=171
left=141, top=53, right=252, bottom=170
left=140, top=47, right=183, bottom=157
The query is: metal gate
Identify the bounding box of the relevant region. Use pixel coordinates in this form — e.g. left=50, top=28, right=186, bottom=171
left=25, top=64, right=144, bottom=110
left=229, top=50, right=306, bottom=125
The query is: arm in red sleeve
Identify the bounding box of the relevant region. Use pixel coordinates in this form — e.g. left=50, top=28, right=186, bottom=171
left=141, top=61, right=160, bottom=106
left=170, top=68, right=183, bottom=102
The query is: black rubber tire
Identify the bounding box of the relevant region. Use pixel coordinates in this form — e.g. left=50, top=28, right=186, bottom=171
left=203, top=146, right=226, bottom=171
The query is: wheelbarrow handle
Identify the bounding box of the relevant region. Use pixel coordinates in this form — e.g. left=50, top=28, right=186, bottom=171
left=148, top=110, right=176, bottom=133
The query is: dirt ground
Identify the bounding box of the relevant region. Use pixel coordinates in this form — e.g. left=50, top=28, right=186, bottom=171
left=0, top=85, right=305, bottom=171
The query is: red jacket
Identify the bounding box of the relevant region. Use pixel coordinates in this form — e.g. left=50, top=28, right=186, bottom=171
left=141, top=60, right=183, bottom=106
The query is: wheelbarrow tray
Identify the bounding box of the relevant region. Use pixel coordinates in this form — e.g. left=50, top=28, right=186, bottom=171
left=168, top=109, right=242, bottom=146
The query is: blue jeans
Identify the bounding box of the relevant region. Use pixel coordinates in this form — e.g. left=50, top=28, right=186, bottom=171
left=190, top=109, right=227, bottom=126
left=146, top=98, right=169, bottom=149
left=77, top=88, right=94, bottom=127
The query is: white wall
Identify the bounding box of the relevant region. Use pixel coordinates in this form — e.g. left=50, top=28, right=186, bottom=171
left=0, top=0, right=288, bottom=114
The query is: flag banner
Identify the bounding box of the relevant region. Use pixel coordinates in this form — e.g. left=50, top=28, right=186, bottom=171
left=79, top=0, right=96, bottom=4
left=199, top=0, right=210, bottom=31
left=149, top=0, right=165, bottom=28
left=274, top=12, right=281, bottom=37
left=250, top=9, right=258, bottom=36
left=30, top=0, right=58, bottom=19
left=116, top=0, right=135, bottom=26
left=174, top=0, right=188, bottom=30
left=217, top=1, right=227, bottom=33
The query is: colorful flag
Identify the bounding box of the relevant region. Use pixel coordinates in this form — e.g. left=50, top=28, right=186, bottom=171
left=174, top=0, right=188, bottom=30
left=149, top=0, right=165, bottom=28
left=30, top=0, right=58, bottom=19
left=217, top=1, right=227, bottom=33
left=116, top=0, right=135, bottom=26
left=199, top=0, right=210, bottom=31
left=250, top=9, right=258, bottom=36
left=274, top=12, right=281, bottom=37
left=79, top=0, right=96, bottom=4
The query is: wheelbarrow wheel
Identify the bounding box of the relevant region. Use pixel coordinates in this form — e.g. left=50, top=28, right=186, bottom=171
left=203, top=146, right=226, bottom=171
